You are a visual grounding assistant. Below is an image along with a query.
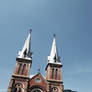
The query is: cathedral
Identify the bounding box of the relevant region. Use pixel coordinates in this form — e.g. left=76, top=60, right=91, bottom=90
left=7, top=31, right=75, bottom=92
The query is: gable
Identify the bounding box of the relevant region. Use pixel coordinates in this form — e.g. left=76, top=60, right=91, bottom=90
left=29, top=73, right=47, bottom=91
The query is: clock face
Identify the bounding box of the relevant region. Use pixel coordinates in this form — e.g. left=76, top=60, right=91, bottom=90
left=51, top=87, right=58, bottom=92
left=35, top=78, right=41, bottom=83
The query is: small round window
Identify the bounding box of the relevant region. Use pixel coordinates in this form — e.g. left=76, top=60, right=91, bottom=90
left=35, top=78, right=41, bottom=83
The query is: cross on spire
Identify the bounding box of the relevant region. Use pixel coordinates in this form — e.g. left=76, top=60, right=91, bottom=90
left=30, top=28, right=32, bottom=33
left=54, top=34, right=56, bottom=37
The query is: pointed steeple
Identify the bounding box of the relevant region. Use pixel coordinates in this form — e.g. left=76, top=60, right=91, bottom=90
left=48, top=34, right=61, bottom=65
left=18, top=29, right=32, bottom=60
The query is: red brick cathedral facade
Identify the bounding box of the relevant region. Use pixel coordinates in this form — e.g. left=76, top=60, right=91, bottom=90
left=7, top=31, right=63, bottom=92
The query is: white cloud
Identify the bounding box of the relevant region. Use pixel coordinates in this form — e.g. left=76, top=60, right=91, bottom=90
left=76, top=68, right=92, bottom=73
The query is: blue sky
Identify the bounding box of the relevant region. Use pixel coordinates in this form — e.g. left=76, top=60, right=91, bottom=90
left=0, top=0, right=92, bottom=92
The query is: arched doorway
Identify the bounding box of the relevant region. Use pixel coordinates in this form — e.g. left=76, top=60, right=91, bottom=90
left=31, top=88, right=43, bottom=92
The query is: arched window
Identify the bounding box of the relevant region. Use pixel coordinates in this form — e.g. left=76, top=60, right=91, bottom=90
left=54, top=54, right=56, bottom=62
left=18, top=88, right=21, bottom=92
left=14, top=83, right=23, bottom=92
left=23, top=48, right=27, bottom=57
left=14, top=88, right=17, bottom=92
left=52, top=68, right=54, bottom=79
left=18, top=63, right=22, bottom=74
left=56, top=69, right=58, bottom=79
left=13, top=88, right=22, bottom=92
left=22, top=64, right=26, bottom=74
left=51, top=87, right=58, bottom=92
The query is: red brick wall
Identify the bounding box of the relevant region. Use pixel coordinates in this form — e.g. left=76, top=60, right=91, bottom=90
left=29, top=73, right=47, bottom=92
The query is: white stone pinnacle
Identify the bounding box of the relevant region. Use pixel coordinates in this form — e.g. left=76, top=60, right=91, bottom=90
left=48, top=35, right=61, bottom=65
left=18, top=31, right=32, bottom=60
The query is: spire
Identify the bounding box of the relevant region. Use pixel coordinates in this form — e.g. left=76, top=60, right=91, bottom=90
left=18, top=29, right=32, bottom=60
left=48, top=34, right=61, bottom=65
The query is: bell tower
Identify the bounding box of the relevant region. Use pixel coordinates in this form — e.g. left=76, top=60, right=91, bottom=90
left=46, top=34, right=63, bottom=92
left=7, top=30, right=32, bottom=92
